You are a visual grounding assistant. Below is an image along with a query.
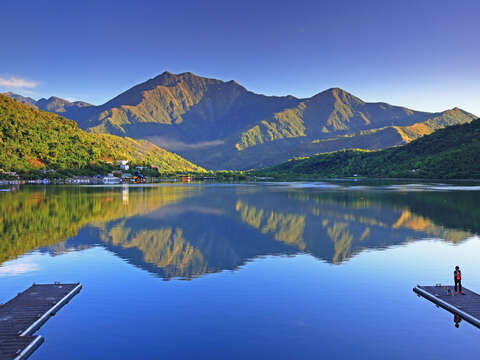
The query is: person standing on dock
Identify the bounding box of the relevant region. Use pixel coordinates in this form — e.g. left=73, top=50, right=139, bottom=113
left=454, top=266, right=464, bottom=295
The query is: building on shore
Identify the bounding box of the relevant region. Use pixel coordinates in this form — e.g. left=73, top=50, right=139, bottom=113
left=116, top=160, right=130, bottom=171
left=102, top=173, right=122, bottom=184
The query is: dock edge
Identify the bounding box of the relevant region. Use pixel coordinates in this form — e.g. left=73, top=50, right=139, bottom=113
left=13, top=336, right=45, bottom=360
left=413, top=286, right=480, bottom=328
left=20, top=283, right=83, bottom=337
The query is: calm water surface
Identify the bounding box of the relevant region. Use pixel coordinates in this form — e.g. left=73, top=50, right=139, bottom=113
left=1, top=182, right=479, bottom=359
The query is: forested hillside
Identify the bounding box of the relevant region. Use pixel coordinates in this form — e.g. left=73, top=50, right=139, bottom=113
left=258, top=118, right=480, bottom=179
left=0, top=94, right=204, bottom=174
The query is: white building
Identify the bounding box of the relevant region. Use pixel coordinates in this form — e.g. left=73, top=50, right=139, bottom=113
left=116, top=160, right=129, bottom=171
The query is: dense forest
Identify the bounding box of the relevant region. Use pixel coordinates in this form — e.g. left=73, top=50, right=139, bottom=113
left=257, top=118, right=480, bottom=179
left=0, top=94, right=205, bottom=176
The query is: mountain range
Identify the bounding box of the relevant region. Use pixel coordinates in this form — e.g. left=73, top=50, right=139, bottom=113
left=4, top=91, right=91, bottom=114
left=4, top=72, right=477, bottom=170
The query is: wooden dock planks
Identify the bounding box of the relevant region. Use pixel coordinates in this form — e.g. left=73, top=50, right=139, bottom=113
left=413, top=285, right=480, bottom=328
left=0, top=283, right=82, bottom=360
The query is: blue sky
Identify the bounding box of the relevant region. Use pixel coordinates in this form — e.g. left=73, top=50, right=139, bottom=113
left=1, top=0, right=479, bottom=115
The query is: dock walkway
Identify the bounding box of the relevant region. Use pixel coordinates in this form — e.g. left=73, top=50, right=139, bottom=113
left=413, top=285, right=480, bottom=328
left=0, top=283, right=82, bottom=360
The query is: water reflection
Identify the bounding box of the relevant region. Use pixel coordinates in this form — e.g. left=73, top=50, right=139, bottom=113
left=0, top=185, right=195, bottom=263
left=1, top=184, right=478, bottom=279
left=454, top=314, right=462, bottom=328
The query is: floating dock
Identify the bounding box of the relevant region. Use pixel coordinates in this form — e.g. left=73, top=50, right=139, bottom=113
left=0, top=283, right=82, bottom=360
left=413, top=285, right=480, bottom=328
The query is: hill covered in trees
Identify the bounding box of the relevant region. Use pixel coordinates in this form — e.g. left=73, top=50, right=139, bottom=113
left=0, top=94, right=204, bottom=175
left=257, top=118, right=480, bottom=179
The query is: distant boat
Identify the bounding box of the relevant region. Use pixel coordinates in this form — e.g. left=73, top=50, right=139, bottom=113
left=102, top=174, right=121, bottom=184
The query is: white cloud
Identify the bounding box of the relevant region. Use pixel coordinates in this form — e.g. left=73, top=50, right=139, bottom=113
left=0, top=76, right=37, bottom=89
left=0, top=262, right=39, bottom=277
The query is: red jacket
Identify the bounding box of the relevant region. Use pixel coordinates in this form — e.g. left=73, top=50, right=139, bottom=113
left=454, top=270, right=462, bottom=281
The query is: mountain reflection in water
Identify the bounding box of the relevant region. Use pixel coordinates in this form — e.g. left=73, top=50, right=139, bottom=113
left=1, top=184, right=478, bottom=279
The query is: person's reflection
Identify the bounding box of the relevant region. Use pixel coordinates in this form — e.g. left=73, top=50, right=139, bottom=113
left=454, top=314, right=462, bottom=328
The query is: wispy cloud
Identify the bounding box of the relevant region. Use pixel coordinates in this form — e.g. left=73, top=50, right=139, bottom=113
left=0, top=262, right=39, bottom=277
left=0, top=76, right=37, bottom=89
left=147, top=136, right=224, bottom=151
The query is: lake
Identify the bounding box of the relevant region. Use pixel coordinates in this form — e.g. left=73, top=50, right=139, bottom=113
left=1, top=182, right=479, bottom=359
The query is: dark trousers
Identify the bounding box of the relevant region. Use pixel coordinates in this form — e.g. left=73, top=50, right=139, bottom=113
left=455, top=279, right=462, bottom=292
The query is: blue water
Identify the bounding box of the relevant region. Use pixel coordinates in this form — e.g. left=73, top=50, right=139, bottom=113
left=1, top=183, right=479, bottom=359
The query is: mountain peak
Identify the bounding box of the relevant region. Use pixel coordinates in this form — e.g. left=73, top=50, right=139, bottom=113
left=149, top=71, right=205, bottom=85
left=309, top=87, right=364, bottom=105
left=38, top=96, right=72, bottom=104
left=156, top=71, right=199, bottom=79
left=50, top=96, right=66, bottom=101
left=323, top=87, right=353, bottom=96
left=3, top=92, right=37, bottom=107
left=441, top=107, right=476, bottom=118
left=37, top=96, right=70, bottom=105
